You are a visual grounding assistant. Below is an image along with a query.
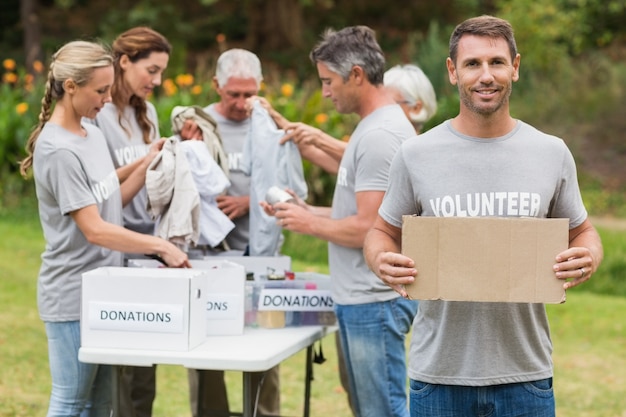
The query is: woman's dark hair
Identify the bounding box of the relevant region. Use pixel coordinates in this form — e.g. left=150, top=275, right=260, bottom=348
left=111, top=26, right=171, bottom=144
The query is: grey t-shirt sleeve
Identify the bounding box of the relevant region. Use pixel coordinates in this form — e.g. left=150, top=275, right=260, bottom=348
left=354, top=130, right=401, bottom=193
left=379, top=148, right=418, bottom=228
left=44, top=149, right=96, bottom=215
left=550, top=141, right=588, bottom=228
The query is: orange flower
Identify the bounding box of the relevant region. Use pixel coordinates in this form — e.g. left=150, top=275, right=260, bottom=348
left=3, top=72, right=17, bottom=84
left=162, top=78, right=177, bottom=96
left=191, top=85, right=202, bottom=95
left=216, top=33, right=226, bottom=43
left=3, top=58, right=16, bottom=71
left=280, top=83, right=294, bottom=98
left=314, top=113, right=329, bottom=125
left=175, top=73, right=194, bottom=88
left=16, top=102, right=29, bottom=115
left=32, top=60, right=44, bottom=73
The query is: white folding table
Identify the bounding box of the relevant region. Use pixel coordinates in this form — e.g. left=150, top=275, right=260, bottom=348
left=79, top=325, right=337, bottom=417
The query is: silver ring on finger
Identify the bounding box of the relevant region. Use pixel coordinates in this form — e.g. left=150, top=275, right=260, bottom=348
left=579, top=267, right=585, bottom=278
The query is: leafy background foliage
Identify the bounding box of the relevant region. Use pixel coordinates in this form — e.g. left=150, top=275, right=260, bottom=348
left=1, top=0, right=626, bottom=211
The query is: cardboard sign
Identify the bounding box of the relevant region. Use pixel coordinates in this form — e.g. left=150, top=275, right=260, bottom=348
left=401, top=216, right=569, bottom=303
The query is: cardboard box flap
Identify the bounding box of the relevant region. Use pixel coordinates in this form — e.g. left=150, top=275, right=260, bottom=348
left=401, top=216, right=568, bottom=303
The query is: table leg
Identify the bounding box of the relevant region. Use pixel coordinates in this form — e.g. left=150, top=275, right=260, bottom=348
left=112, top=365, right=119, bottom=416
left=303, top=345, right=313, bottom=417
left=243, top=372, right=253, bottom=417
left=197, top=370, right=205, bottom=417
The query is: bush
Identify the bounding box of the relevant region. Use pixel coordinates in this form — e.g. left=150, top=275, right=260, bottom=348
left=0, top=59, right=45, bottom=207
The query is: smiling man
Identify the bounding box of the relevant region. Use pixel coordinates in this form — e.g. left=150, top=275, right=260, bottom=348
left=364, top=15, right=603, bottom=417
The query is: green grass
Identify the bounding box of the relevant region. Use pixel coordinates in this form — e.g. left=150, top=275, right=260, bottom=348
left=582, top=225, right=626, bottom=297
left=1, top=208, right=625, bottom=416
left=548, top=292, right=626, bottom=416
left=0, top=211, right=49, bottom=416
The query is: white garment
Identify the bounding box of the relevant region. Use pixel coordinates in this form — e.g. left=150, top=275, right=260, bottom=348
left=241, top=100, right=308, bottom=256
left=145, top=138, right=200, bottom=251
left=179, top=140, right=235, bottom=247
left=170, top=105, right=230, bottom=177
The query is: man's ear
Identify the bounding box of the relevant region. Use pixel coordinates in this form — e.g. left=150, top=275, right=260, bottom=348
left=446, top=57, right=458, bottom=86
left=512, top=53, right=521, bottom=82
left=351, top=65, right=365, bottom=85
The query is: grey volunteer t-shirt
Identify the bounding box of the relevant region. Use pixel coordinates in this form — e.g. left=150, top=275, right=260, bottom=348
left=379, top=120, right=588, bottom=386
left=33, top=122, right=123, bottom=322
left=205, top=104, right=251, bottom=252
left=92, top=102, right=158, bottom=235
left=329, top=104, right=416, bottom=305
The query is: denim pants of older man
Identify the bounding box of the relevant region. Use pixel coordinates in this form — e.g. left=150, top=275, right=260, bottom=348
left=335, top=297, right=418, bottom=417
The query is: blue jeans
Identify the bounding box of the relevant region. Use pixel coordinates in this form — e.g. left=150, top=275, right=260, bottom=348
left=335, top=297, right=418, bottom=417
left=409, top=378, right=555, bottom=417
left=45, top=321, right=112, bottom=417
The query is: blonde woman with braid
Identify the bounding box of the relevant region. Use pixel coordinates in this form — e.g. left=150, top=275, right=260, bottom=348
left=89, top=26, right=171, bottom=417
left=20, top=40, right=190, bottom=417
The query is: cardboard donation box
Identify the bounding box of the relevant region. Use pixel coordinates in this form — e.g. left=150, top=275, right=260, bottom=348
left=195, top=260, right=246, bottom=336
left=81, top=267, right=210, bottom=351
left=126, top=259, right=247, bottom=336
left=402, top=216, right=569, bottom=303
